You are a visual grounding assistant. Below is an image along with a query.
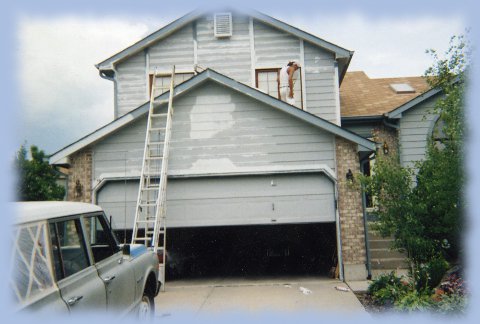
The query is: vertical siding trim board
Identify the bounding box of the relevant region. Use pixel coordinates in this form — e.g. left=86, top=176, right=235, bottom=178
left=145, top=48, right=150, bottom=100
left=193, top=21, right=198, bottom=66
left=334, top=62, right=341, bottom=126
left=300, top=39, right=307, bottom=111
left=249, top=17, right=256, bottom=87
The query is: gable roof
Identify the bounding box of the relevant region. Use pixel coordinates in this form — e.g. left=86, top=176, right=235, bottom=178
left=340, top=71, right=431, bottom=117
left=95, top=9, right=353, bottom=78
left=49, top=68, right=375, bottom=164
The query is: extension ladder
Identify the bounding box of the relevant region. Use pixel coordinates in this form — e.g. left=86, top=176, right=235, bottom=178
left=132, top=66, right=176, bottom=291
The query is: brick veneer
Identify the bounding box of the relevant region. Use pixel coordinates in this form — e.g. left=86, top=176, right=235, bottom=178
left=335, top=136, right=366, bottom=279
left=67, top=148, right=92, bottom=203
left=372, top=124, right=399, bottom=159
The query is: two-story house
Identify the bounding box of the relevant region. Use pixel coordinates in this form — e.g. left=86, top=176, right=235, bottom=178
left=49, top=9, right=442, bottom=281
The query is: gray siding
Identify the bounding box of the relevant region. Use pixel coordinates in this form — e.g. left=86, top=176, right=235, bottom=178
left=399, top=94, right=440, bottom=169
left=303, top=42, right=336, bottom=122
left=253, top=20, right=300, bottom=67
left=92, top=81, right=336, bottom=181
left=115, top=51, right=146, bottom=118
left=196, top=13, right=252, bottom=83
left=148, top=24, right=195, bottom=71
left=98, top=173, right=335, bottom=229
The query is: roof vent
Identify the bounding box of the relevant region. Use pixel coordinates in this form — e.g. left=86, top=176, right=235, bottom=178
left=214, top=12, right=232, bottom=38
left=390, top=83, right=415, bottom=94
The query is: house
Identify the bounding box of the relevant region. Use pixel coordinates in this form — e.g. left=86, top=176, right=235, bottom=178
left=49, top=9, right=441, bottom=281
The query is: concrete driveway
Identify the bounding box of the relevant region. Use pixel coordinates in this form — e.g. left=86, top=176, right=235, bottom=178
left=154, top=276, right=368, bottom=320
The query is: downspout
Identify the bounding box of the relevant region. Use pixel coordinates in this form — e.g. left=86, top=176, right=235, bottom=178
left=334, top=181, right=345, bottom=282
left=382, top=118, right=399, bottom=130
left=99, top=68, right=118, bottom=119
left=360, top=158, right=372, bottom=280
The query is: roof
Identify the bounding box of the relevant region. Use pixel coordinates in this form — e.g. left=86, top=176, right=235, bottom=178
left=49, top=69, right=375, bottom=164
left=340, top=71, right=431, bottom=117
left=95, top=9, right=353, bottom=78
left=13, top=201, right=102, bottom=225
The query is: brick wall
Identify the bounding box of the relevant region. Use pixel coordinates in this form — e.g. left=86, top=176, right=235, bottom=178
left=335, top=137, right=366, bottom=275
left=372, top=124, right=399, bottom=159
left=67, top=149, right=92, bottom=203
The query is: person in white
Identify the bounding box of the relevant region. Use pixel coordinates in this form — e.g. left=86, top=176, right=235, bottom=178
left=278, top=61, right=300, bottom=105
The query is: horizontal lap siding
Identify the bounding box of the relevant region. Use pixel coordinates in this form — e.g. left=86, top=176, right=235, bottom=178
left=148, top=24, right=194, bottom=71
left=169, top=82, right=335, bottom=173
left=303, top=42, right=336, bottom=122
left=197, top=13, right=251, bottom=84
left=253, top=21, right=300, bottom=66
left=116, top=52, right=146, bottom=117
left=92, top=80, right=336, bottom=182
left=399, top=94, right=440, bottom=169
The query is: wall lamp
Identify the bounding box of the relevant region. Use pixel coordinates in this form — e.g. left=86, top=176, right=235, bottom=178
left=383, top=142, right=389, bottom=155
left=346, top=169, right=354, bottom=182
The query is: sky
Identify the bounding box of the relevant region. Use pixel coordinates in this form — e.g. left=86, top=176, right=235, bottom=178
left=14, top=4, right=467, bottom=155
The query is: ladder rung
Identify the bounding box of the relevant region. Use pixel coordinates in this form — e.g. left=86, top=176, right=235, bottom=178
left=134, top=237, right=153, bottom=241
left=139, top=203, right=156, bottom=207
left=142, top=187, right=159, bottom=191
left=153, top=99, right=169, bottom=105
left=151, top=113, right=167, bottom=118
left=150, top=127, right=166, bottom=132
left=148, top=141, right=164, bottom=146
left=146, top=156, right=163, bottom=160
left=135, top=220, right=156, bottom=223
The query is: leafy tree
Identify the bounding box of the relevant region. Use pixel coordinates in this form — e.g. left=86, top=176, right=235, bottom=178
left=15, top=145, right=66, bottom=201
left=362, top=35, right=468, bottom=286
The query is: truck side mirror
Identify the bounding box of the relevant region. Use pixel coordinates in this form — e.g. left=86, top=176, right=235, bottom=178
left=122, top=244, right=131, bottom=256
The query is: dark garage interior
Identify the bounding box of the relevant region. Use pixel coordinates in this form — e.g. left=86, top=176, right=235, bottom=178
left=163, top=223, right=337, bottom=280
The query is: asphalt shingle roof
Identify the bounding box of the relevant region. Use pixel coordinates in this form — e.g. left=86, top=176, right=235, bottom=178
left=340, top=71, right=431, bottom=117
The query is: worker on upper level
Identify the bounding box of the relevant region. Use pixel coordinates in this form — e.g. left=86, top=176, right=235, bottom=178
left=278, top=61, right=300, bottom=105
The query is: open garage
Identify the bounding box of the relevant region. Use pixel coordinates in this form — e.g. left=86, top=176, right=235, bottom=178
left=97, top=172, right=339, bottom=279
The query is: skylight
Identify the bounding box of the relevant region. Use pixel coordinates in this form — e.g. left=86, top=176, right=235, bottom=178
left=390, top=83, right=415, bottom=94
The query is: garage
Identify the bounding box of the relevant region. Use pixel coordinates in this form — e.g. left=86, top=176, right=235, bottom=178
left=97, top=172, right=338, bottom=278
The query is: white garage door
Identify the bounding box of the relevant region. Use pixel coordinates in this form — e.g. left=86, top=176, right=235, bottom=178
left=97, top=173, right=335, bottom=229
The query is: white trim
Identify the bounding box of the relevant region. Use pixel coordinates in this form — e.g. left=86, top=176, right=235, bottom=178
left=300, top=39, right=307, bottom=111
left=145, top=49, right=150, bottom=100
left=249, top=17, right=256, bottom=87
left=334, top=62, right=341, bottom=126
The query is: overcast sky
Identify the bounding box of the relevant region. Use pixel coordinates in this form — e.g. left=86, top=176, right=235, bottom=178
left=15, top=6, right=466, bottom=155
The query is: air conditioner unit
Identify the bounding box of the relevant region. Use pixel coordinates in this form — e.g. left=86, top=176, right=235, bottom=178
left=214, top=12, right=232, bottom=38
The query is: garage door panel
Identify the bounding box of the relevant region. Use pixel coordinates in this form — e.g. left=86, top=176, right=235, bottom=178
left=97, top=173, right=335, bottom=229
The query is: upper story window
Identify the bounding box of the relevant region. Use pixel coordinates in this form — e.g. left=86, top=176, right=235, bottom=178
left=148, top=72, right=194, bottom=98
left=255, top=68, right=303, bottom=109
left=214, top=12, right=233, bottom=38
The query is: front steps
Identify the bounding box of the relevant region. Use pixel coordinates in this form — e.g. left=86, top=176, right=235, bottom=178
left=367, top=225, right=409, bottom=278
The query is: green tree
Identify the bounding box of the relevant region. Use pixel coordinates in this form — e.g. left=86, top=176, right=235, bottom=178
left=362, top=35, right=467, bottom=286
left=15, top=145, right=66, bottom=201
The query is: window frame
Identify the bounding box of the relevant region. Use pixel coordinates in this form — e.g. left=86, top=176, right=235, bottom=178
left=148, top=72, right=195, bottom=98
left=255, top=67, right=304, bottom=109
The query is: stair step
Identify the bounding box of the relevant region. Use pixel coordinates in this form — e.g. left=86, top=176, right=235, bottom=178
left=369, top=239, right=394, bottom=249
left=370, top=248, right=406, bottom=259
left=370, top=258, right=409, bottom=270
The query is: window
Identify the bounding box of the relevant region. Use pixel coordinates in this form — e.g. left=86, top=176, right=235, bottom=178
left=83, top=215, right=119, bottom=263
left=255, top=68, right=303, bottom=109
left=12, top=222, right=55, bottom=303
left=148, top=72, right=194, bottom=98
left=49, top=219, right=90, bottom=280
left=432, top=118, right=448, bottom=150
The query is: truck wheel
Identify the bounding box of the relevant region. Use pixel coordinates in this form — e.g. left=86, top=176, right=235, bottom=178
left=138, top=292, right=154, bottom=319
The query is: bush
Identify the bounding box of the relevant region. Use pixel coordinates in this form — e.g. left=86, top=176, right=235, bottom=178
left=413, top=256, right=449, bottom=290
left=395, top=289, right=434, bottom=312
left=435, top=292, right=467, bottom=315
left=368, top=272, right=409, bottom=306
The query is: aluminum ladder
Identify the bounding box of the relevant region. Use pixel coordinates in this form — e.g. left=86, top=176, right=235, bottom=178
left=131, top=66, right=176, bottom=291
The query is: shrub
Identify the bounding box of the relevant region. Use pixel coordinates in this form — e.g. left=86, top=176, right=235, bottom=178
left=435, top=292, right=467, bottom=315
left=413, top=256, right=449, bottom=290
left=395, top=289, right=434, bottom=312
left=368, top=272, right=409, bottom=306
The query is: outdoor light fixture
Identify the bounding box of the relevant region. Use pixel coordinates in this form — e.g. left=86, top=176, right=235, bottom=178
left=346, top=169, right=354, bottom=182
left=75, top=179, right=83, bottom=198
left=383, top=142, right=389, bottom=155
